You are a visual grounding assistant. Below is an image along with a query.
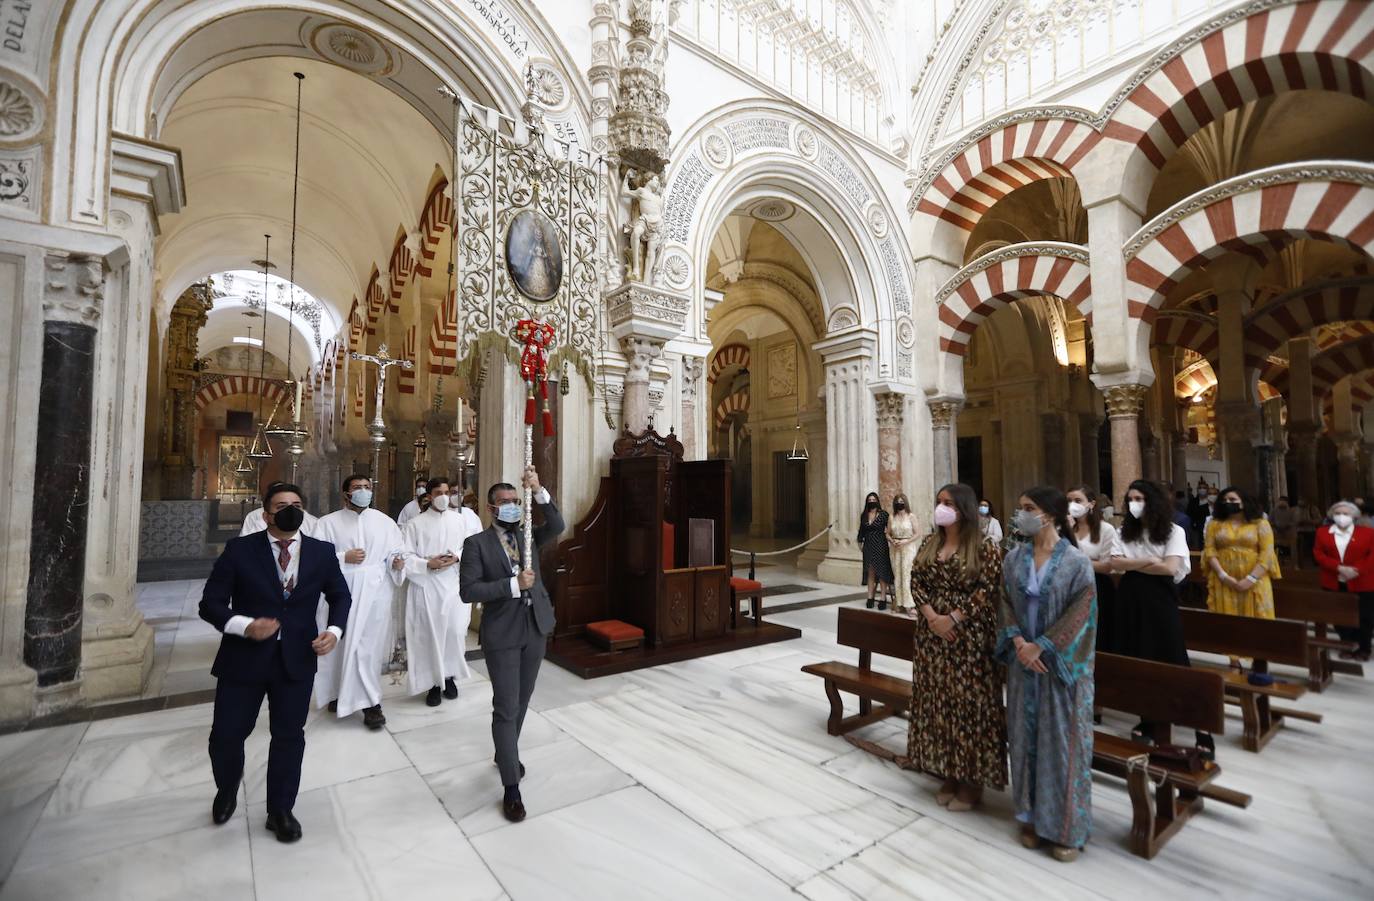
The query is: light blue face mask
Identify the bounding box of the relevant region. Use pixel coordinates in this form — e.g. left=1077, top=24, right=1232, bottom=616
left=350, top=489, right=373, bottom=509
left=496, top=502, right=522, bottom=524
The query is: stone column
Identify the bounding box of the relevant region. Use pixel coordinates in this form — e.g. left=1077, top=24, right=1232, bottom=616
left=928, top=399, right=961, bottom=489
left=606, top=282, right=688, bottom=435
left=1171, top=429, right=1191, bottom=492
left=23, top=253, right=103, bottom=706
left=874, top=392, right=904, bottom=507
left=1079, top=413, right=1103, bottom=493
left=813, top=329, right=877, bottom=585
left=679, top=356, right=704, bottom=459
left=619, top=336, right=663, bottom=435
left=1288, top=423, right=1321, bottom=508
left=1102, top=383, right=1149, bottom=506
left=1336, top=436, right=1362, bottom=501
left=1285, top=337, right=1320, bottom=507
left=1214, top=401, right=1262, bottom=492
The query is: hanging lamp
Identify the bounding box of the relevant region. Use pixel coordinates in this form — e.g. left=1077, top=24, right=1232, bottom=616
left=786, top=386, right=809, bottom=461
left=247, top=233, right=275, bottom=460
left=267, top=74, right=311, bottom=441
left=235, top=322, right=258, bottom=474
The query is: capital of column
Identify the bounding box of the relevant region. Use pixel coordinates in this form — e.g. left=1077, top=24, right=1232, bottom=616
left=1213, top=400, right=1262, bottom=444
left=42, top=251, right=105, bottom=326
left=606, top=282, right=688, bottom=343
left=1102, top=383, right=1149, bottom=420
left=680, top=355, right=705, bottom=401
left=1334, top=434, right=1362, bottom=463
left=928, top=400, right=962, bottom=430
left=618, top=334, right=664, bottom=384
left=875, top=392, right=904, bottom=428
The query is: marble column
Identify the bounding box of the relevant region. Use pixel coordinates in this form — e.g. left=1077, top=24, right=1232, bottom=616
left=1171, top=429, right=1190, bottom=492
left=24, top=253, right=102, bottom=699
left=1288, top=422, right=1321, bottom=508
left=1214, top=401, right=1262, bottom=493
left=679, top=356, right=704, bottom=460
left=1103, top=383, right=1148, bottom=507
left=1336, top=436, right=1362, bottom=501
left=1079, top=413, right=1103, bottom=493
left=814, top=329, right=877, bottom=585
left=1285, top=337, right=1319, bottom=506
left=928, top=400, right=962, bottom=489
left=619, top=336, right=663, bottom=435
left=874, top=392, right=904, bottom=507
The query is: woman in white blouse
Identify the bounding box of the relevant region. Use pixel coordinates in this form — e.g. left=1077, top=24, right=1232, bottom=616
left=1068, top=486, right=1119, bottom=654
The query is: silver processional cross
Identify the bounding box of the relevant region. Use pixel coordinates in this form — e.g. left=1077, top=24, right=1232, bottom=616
left=349, top=343, right=414, bottom=490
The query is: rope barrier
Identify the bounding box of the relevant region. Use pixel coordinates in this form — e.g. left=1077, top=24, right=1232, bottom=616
left=729, top=523, right=833, bottom=558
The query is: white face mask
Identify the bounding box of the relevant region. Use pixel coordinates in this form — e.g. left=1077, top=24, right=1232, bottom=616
left=1333, top=513, right=1354, bottom=530
left=1067, top=500, right=1089, bottom=520
left=430, top=494, right=451, bottom=512
left=415, top=486, right=426, bottom=497
left=1128, top=500, right=1146, bottom=519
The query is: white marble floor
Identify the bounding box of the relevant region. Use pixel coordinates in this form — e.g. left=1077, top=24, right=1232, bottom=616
left=2, top=575, right=1371, bottom=900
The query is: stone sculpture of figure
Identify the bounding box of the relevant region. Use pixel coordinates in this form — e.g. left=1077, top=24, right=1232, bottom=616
left=622, top=168, right=664, bottom=283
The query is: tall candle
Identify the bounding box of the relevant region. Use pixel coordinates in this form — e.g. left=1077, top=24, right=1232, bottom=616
left=293, top=378, right=303, bottom=423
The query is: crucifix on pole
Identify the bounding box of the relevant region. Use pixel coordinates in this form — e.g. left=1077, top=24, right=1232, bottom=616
left=349, top=342, right=414, bottom=501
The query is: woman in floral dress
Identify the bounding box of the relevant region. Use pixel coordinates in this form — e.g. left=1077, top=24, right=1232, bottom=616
left=906, top=482, right=1007, bottom=812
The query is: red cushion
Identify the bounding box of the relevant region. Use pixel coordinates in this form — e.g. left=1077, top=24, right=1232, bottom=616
left=662, top=522, right=675, bottom=570
left=730, top=577, right=764, bottom=593
left=587, top=620, right=645, bottom=642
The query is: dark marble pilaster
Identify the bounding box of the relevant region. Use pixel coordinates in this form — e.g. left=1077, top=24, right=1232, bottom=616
left=23, top=253, right=102, bottom=687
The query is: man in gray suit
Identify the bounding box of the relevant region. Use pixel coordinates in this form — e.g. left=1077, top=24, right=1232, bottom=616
left=459, top=465, right=565, bottom=822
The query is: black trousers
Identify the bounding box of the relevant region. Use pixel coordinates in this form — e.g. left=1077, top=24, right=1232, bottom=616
left=208, top=644, right=314, bottom=815
left=1336, top=585, right=1374, bottom=654
left=486, top=606, right=547, bottom=787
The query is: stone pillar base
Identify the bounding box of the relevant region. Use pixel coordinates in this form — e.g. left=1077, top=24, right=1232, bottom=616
left=796, top=543, right=827, bottom=575
left=0, top=661, right=37, bottom=727
left=34, top=677, right=83, bottom=719
left=80, top=619, right=154, bottom=702
left=816, top=550, right=862, bottom=586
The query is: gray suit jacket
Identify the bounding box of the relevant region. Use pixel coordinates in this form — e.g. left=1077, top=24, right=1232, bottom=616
left=459, top=498, right=565, bottom=650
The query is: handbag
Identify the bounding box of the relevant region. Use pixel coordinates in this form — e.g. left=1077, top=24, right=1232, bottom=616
left=1148, top=743, right=1205, bottom=773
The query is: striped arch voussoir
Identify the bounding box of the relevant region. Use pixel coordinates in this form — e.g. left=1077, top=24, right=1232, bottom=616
left=708, top=343, right=750, bottom=384
left=1151, top=310, right=1220, bottom=361
left=194, top=376, right=289, bottom=411
left=935, top=243, right=1092, bottom=356
left=1244, top=277, right=1374, bottom=371
left=714, top=389, right=749, bottom=428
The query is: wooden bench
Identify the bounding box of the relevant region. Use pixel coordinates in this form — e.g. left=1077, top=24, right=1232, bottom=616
left=1093, top=652, right=1251, bottom=859
left=1178, top=607, right=1321, bottom=752
left=1273, top=584, right=1362, bottom=691
left=801, top=607, right=914, bottom=736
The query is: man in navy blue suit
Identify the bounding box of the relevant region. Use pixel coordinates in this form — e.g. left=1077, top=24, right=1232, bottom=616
left=200, top=483, right=351, bottom=843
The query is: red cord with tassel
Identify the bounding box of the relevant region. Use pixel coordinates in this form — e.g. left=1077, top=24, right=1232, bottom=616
left=514, top=319, right=556, bottom=437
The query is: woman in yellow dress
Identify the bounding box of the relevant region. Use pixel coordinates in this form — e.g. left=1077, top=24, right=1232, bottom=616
left=1202, top=486, right=1281, bottom=624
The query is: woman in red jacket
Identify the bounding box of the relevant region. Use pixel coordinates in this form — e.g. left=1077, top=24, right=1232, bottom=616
left=1313, top=500, right=1374, bottom=661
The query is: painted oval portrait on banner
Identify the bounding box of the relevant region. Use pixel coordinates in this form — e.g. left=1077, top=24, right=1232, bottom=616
left=505, top=209, right=563, bottom=302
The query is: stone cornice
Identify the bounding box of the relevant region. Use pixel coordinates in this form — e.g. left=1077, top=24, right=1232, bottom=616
left=110, top=133, right=186, bottom=227
left=1123, top=162, right=1374, bottom=261
left=935, top=241, right=1088, bottom=305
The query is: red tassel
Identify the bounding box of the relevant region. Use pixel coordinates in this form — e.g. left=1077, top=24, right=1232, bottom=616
left=524, top=395, right=536, bottom=425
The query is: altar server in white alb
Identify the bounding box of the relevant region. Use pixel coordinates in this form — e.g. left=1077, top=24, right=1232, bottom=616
left=241, top=480, right=318, bottom=536
left=313, top=474, right=407, bottom=730
left=401, top=477, right=482, bottom=706
left=398, top=476, right=429, bottom=527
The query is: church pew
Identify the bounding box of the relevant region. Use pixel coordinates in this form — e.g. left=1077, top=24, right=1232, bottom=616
left=801, top=607, right=914, bottom=736
left=1177, top=608, right=1320, bottom=752
left=1272, top=584, right=1362, bottom=691
left=1093, top=652, right=1250, bottom=860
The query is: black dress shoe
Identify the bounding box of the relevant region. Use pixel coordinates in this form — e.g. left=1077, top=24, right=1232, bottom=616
left=877, top=599, right=888, bottom=612
left=865, top=598, right=875, bottom=609
left=426, top=686, right=442, bottom=707
left=265, top=811, right=303, bottom=843
left=502, top=797, right=527, bottom=823
left=363, top=705, right=386, bottom=730
left=443, top=677, right=459, bottom=700
left=211, top=788, right=237, bottom=825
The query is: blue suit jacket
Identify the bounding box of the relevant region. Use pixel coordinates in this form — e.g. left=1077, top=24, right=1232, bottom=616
left=199, top=531, right=351, bottom=682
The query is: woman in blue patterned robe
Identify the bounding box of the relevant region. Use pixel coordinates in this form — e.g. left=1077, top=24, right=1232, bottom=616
left=994, top=486, right=1097, bottom=861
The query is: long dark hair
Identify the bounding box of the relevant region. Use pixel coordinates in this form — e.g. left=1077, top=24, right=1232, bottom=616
left=1218, top=485, right=1261, bottom=521
left=1022, top=486, right=1078, bottom=548
left=916, top=483, right=986, bottom=576
left=858, top=491, right=884, bottom=527
left=1120, top=479, right=1173, bottom=545
left=1070, top=484, right=1104, bottom=545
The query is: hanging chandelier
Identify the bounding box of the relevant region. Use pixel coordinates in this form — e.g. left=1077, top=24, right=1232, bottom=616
left=247, top=233, right=275, bottom=461
left=787, top=421, right=810, bottom=461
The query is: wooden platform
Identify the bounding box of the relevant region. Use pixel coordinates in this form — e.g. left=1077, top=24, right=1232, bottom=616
left=546, top=618, right=802, bottom=678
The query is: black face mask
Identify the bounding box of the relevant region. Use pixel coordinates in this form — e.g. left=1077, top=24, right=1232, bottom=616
left=272, top=505, right=305, bottom=533
left=865, top=499, right=878, bottom=510
left=1215, top=501, right=1239, bottom=519
left=894, top=501, right=906, bottom=511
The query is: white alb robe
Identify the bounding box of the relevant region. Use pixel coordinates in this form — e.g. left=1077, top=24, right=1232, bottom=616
left=398, top=498, right=424, bottom=526
left=240, top=506, right=319, bottom=537
left=312, top=507, right=407, bottom=715
left=401, top=508, right=482, bottom=693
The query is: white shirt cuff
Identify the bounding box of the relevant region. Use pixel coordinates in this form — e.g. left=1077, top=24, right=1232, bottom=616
left=509, top=575, right=521, bottom=598
left=326, top=625, right=343, bottom=639
left=534, top=487, right=551, bottom=504
left=225, top=615, right=253, bottom=637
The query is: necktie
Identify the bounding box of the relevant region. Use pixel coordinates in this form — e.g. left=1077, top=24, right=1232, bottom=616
left=276, top=540, right=295, bottom=592
left=502, top=530, right=519, bottom=566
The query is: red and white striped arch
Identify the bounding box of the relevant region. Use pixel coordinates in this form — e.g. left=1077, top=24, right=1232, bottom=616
left=364, top=267, right=385, bottom=336
left=708, top=343, right=750, bottom=384
left=936, top=244, right=1092, bottom=356
left=429, top=290, right=458, bottom=375
left=398, top=326, right=418, bottom=395
left=1151, top=310, right=1220, bottom=361
left=1103, top=0, right=1374, bottom=178
left=915, top=117, right=1099, bottom=234
left=1273, top=333, right=1374, bottom=396
left=1175, top=359, right=1217, bottom=399
left=1245, top=277, right=1374, bottom=370
left=387, top=231, right=413, bottom=308
left=1124, top=169, right=1374, bottom=320
left=193, top=375, right=289, bottom=411
left=416, top=179, right=452, bottom=279
left=352, top=370, right=365, bottom=420
left=714, top=390, right=750, bottom=428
